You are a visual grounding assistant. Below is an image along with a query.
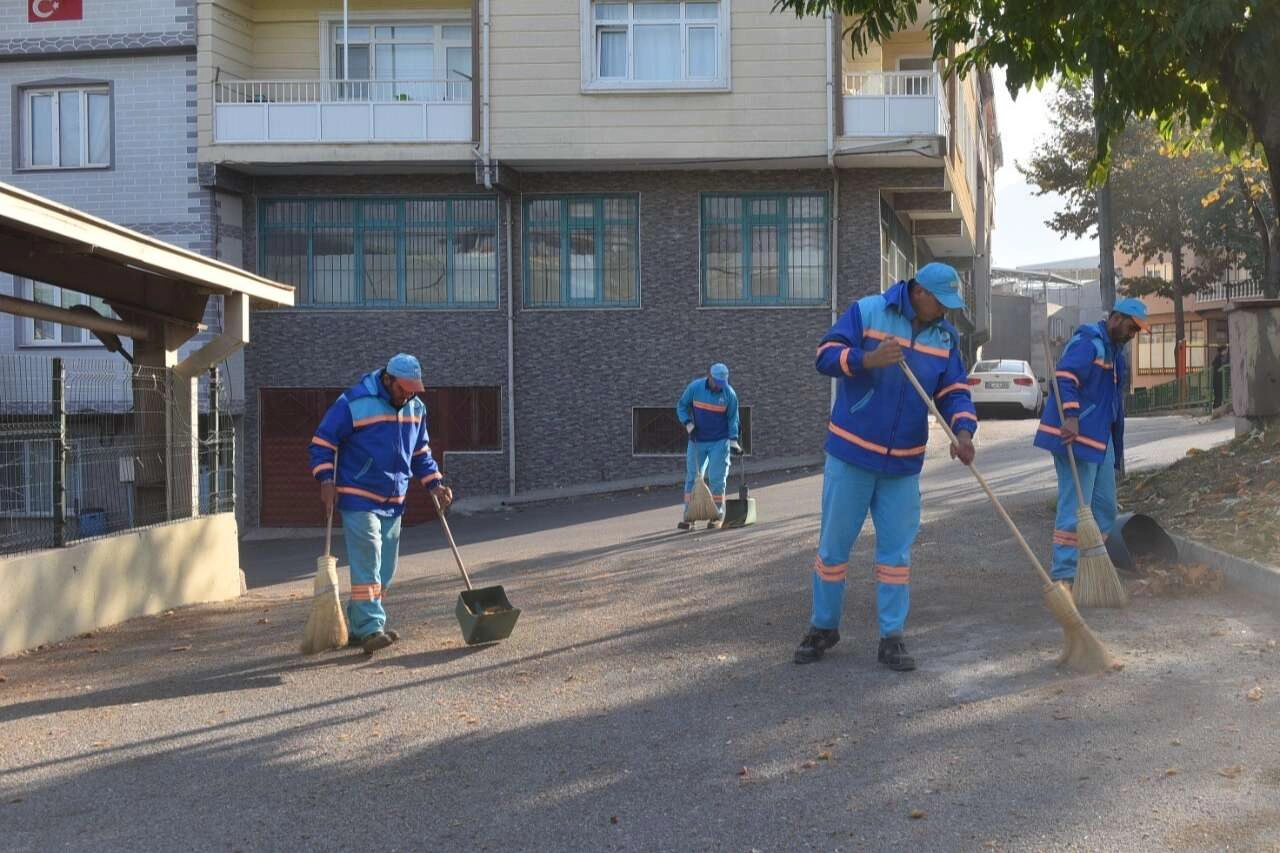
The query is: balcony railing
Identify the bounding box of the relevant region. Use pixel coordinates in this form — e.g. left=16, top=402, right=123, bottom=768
left=213, top=79, right=471, bottom=144
left=1196, top=278, right=1266, bottom=305
left=842, top=71, right=947, bottom=139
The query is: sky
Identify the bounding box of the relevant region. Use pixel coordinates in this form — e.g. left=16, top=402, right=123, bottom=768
left=990, top=69, right=1098, bottom=270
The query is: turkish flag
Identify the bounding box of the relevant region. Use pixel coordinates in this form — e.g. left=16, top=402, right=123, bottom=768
left=29, top=0, right=84, bottom=22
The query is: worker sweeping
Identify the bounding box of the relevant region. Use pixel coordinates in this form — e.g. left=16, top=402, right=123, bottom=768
left=309, top=354, right=453, bottom=654
left=676, top=362, right=741, bottom=530
left=793, top=263, right=977, bottom=671
left=1033, top=298, right=1148, bottom=588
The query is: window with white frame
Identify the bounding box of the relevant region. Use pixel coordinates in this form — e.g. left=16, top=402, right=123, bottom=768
left=586, top=1, right=727, bottom=89
left=19, top=280, right=115, bottom=347
left=0, top=440, right=82, bottom=518
left=20, top=85, right=111, bottom=170
left=330, top=21, right=473, bottom=101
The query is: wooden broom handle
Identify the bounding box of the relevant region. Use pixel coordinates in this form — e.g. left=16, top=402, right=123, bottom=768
left=1043, top=334, right=1087, bottom=506
left=431, top=490, right=474, bottom=591
left=897, top=361, right=1055, bottom=588
left=323, top=450, right=336, bottom=558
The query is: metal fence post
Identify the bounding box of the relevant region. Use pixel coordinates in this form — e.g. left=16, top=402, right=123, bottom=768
left=208, top=366, right=220, bottom=513
left=52, top=357, right=67, bottom=547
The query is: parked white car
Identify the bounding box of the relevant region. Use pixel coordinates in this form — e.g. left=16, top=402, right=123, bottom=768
left=967, top=359, right=1044, bottom=418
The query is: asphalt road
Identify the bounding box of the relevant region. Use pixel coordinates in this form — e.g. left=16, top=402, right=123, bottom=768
left=3, top=414, right=1278, bottom=852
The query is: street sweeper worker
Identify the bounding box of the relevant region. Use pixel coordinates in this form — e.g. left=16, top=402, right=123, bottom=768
left=793, top=263, right=978, bottom=671
left=309, top=353, right=453, bottom=654
left=1033, top=298, right=1148, bottom=587
left=676, top=362, right=741, bottom=530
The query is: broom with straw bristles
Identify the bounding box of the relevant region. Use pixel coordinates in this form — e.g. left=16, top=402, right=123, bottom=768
left=685, top=474, right=720, bottom=522
left=898, top=361, right=1118, bottom=673
left=1043, top=335, right=1127, bottom=609
left=300, top=492, right=349, bottom=654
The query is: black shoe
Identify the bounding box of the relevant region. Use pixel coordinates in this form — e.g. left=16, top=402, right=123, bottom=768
left=677, top=521, right=693, bottom=530
left=794, top=627, right=840, bottom=664
left=348, top=628, right=398, bottom=648
left=878, top=636, right=916, bottom=672
left=361, top=631, right=394, bottom=654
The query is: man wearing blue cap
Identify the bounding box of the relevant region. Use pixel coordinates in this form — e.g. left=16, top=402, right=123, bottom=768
left=309, top=354, right=453, bottom=654
left=1034, top=298, right=1148, bottom=586
left=676, top=362, right=741, bottom=530
left=794, top=262, right=978, bottom=671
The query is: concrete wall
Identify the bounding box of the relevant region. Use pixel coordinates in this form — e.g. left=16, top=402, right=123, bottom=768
left=0, top=513, right=243, bottom=657
left=986, top=293, right=1032, bottom=362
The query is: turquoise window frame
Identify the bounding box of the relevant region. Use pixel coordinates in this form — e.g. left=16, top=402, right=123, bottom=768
left=257, top=196, right=500, bottom=309
left=521, top=194, right=641, bottom=308
left=700, top=192, right=830, bottom=307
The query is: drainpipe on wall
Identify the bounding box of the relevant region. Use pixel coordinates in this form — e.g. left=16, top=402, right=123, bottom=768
left=505, top=194, right=516, bottom=497
left=826, top=11, right=840, bottom=411
left=473, top=0, right=493, bottom=189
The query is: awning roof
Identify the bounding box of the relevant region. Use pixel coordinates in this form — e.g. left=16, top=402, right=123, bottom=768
left=0, top=181, right=292, bottom=329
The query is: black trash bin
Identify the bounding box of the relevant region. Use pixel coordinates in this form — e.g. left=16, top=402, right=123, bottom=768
left=1106, top=512, right=1180, bottom=573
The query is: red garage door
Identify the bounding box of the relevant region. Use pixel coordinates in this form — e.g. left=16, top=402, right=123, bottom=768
left=258, top=386, right=499, bottom=527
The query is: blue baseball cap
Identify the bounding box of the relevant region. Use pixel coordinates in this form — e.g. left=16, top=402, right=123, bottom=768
left=913, top=262, right=966, bottom=310
left=709, top=362, right=730, bottom=385
left=386, top=353, right=425, bottom=392
left=1112, top=297, right=1151, bottom=331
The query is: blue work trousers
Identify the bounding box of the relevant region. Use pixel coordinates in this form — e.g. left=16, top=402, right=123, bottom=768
left=684, top=438, right=731, bottom=518
left=810, top=453, right=921, bottom=637
left=1051, top=441, right=1117, bottom=582
left=342, top=510, right=402, bottom=639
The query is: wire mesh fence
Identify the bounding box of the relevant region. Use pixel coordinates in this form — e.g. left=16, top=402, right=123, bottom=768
left=0, top=354, right=235, bottom=556
left=1126, top=362, right=1232, bottom=416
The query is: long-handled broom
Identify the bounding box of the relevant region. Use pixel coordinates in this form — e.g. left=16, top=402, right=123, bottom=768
left=1043, top=335, right=1127, bottom=609
left=300, top=494, right=349, bottom=654
left=898, top=361, right=1118, bottom=673
left=685, top=475, right=720, bottom=522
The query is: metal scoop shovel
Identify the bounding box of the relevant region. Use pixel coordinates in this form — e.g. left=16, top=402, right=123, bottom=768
left=431, top=492, right=520, bottom=645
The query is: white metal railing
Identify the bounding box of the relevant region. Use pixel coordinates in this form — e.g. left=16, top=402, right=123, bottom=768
left=842, top=71, right=947, bottom=139
left=1197, top=278, right=1266, bottom=304
left=844, top=70, right=936, bottom=97
left=214, top=78, right=471, bottom=104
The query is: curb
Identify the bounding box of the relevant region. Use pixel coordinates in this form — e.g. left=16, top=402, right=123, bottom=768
left=1169, top=533, right=1280, bottom=603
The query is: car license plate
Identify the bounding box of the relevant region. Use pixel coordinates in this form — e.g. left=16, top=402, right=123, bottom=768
left=986, top=381, right=1010, bottom=389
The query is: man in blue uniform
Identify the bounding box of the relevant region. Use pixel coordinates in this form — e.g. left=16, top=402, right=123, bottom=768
left=794, top=263, right=978, bottom=671
left=676, top=362, right=741, bottom=530
left=309, top=354, right=453, bottom=654
left=1034, top=298, right=1148, bottom=587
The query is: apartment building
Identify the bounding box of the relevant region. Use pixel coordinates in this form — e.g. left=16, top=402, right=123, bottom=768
left=0, top=1, right=239, bottom=527
left=1117, top=254, right=1266, bottom=391
left=195, top=0, right=1001, bottom=526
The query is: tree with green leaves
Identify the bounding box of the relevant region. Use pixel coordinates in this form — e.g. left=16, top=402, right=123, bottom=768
left=774, top=0, right=1280, bottom=299
left=1023, top=82, right=1260, bottom=375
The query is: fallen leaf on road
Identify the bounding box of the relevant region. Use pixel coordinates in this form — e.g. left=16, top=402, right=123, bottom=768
left=610, top=816, right=619, bottom=825
left=737, top=767, right=749, bottom=777
left=90, top=741, right=109, bottom=748
left=1218, top=765, right=1244, bottom=779
left=169, top=645, right=191, bottom=652
left=910, top=810, right=926, bottom=819
left=257, top=618, right=270, bottom=625
left=801, top=760, right=818, bottom=769
left=0, top=675, right=7, bottom=683
left=716, top=654, right=728, bottom=661
left=1171, top=739, right=1182, bottom=746
left=818, top=751, right=832, bottom=761
left=1165, top=768, right=1179, bottom=776
left=1052, top=711, right=1072, bottom=720
left=1247, top=686, right=1263, bottom=701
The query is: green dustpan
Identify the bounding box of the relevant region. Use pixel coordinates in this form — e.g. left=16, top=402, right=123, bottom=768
left=433, top=493, right=520, bottom=645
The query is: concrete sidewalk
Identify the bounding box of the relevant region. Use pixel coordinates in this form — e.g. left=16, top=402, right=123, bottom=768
left=3, top=416, right=1276, bottom=852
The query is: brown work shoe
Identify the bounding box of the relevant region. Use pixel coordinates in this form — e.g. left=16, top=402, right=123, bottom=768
left=361, top=631, right=394, bottom=654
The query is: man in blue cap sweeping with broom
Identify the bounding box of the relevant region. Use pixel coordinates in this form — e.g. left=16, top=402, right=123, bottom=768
left=309, top=353, right=453, bottom=654
left=677, top=362, right=741, bottom=530
left=1033, top=298, right=1148, bottom=589
left=793, top=263, right=978, bottom=671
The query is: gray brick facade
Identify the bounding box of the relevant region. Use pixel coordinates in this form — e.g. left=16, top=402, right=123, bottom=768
left=233, top=166, right=955, bottom=525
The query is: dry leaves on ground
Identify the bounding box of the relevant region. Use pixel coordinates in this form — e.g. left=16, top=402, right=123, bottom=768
left=1127, top=558, right=1225, bottom=597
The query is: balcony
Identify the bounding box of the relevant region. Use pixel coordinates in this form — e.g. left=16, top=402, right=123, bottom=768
left=213, top=79, right=471, bottom=145
left=1196, top=279, right=1267, bottom=307
left=842, top=71, right=948, bottom=138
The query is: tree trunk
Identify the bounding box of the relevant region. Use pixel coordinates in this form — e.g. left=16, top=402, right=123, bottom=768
left=1253, top=125, right=1280, bottom=298
left=1094, top=66, right=1117, bottom=310
left=1172, top=241, right=1187, bottom=382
